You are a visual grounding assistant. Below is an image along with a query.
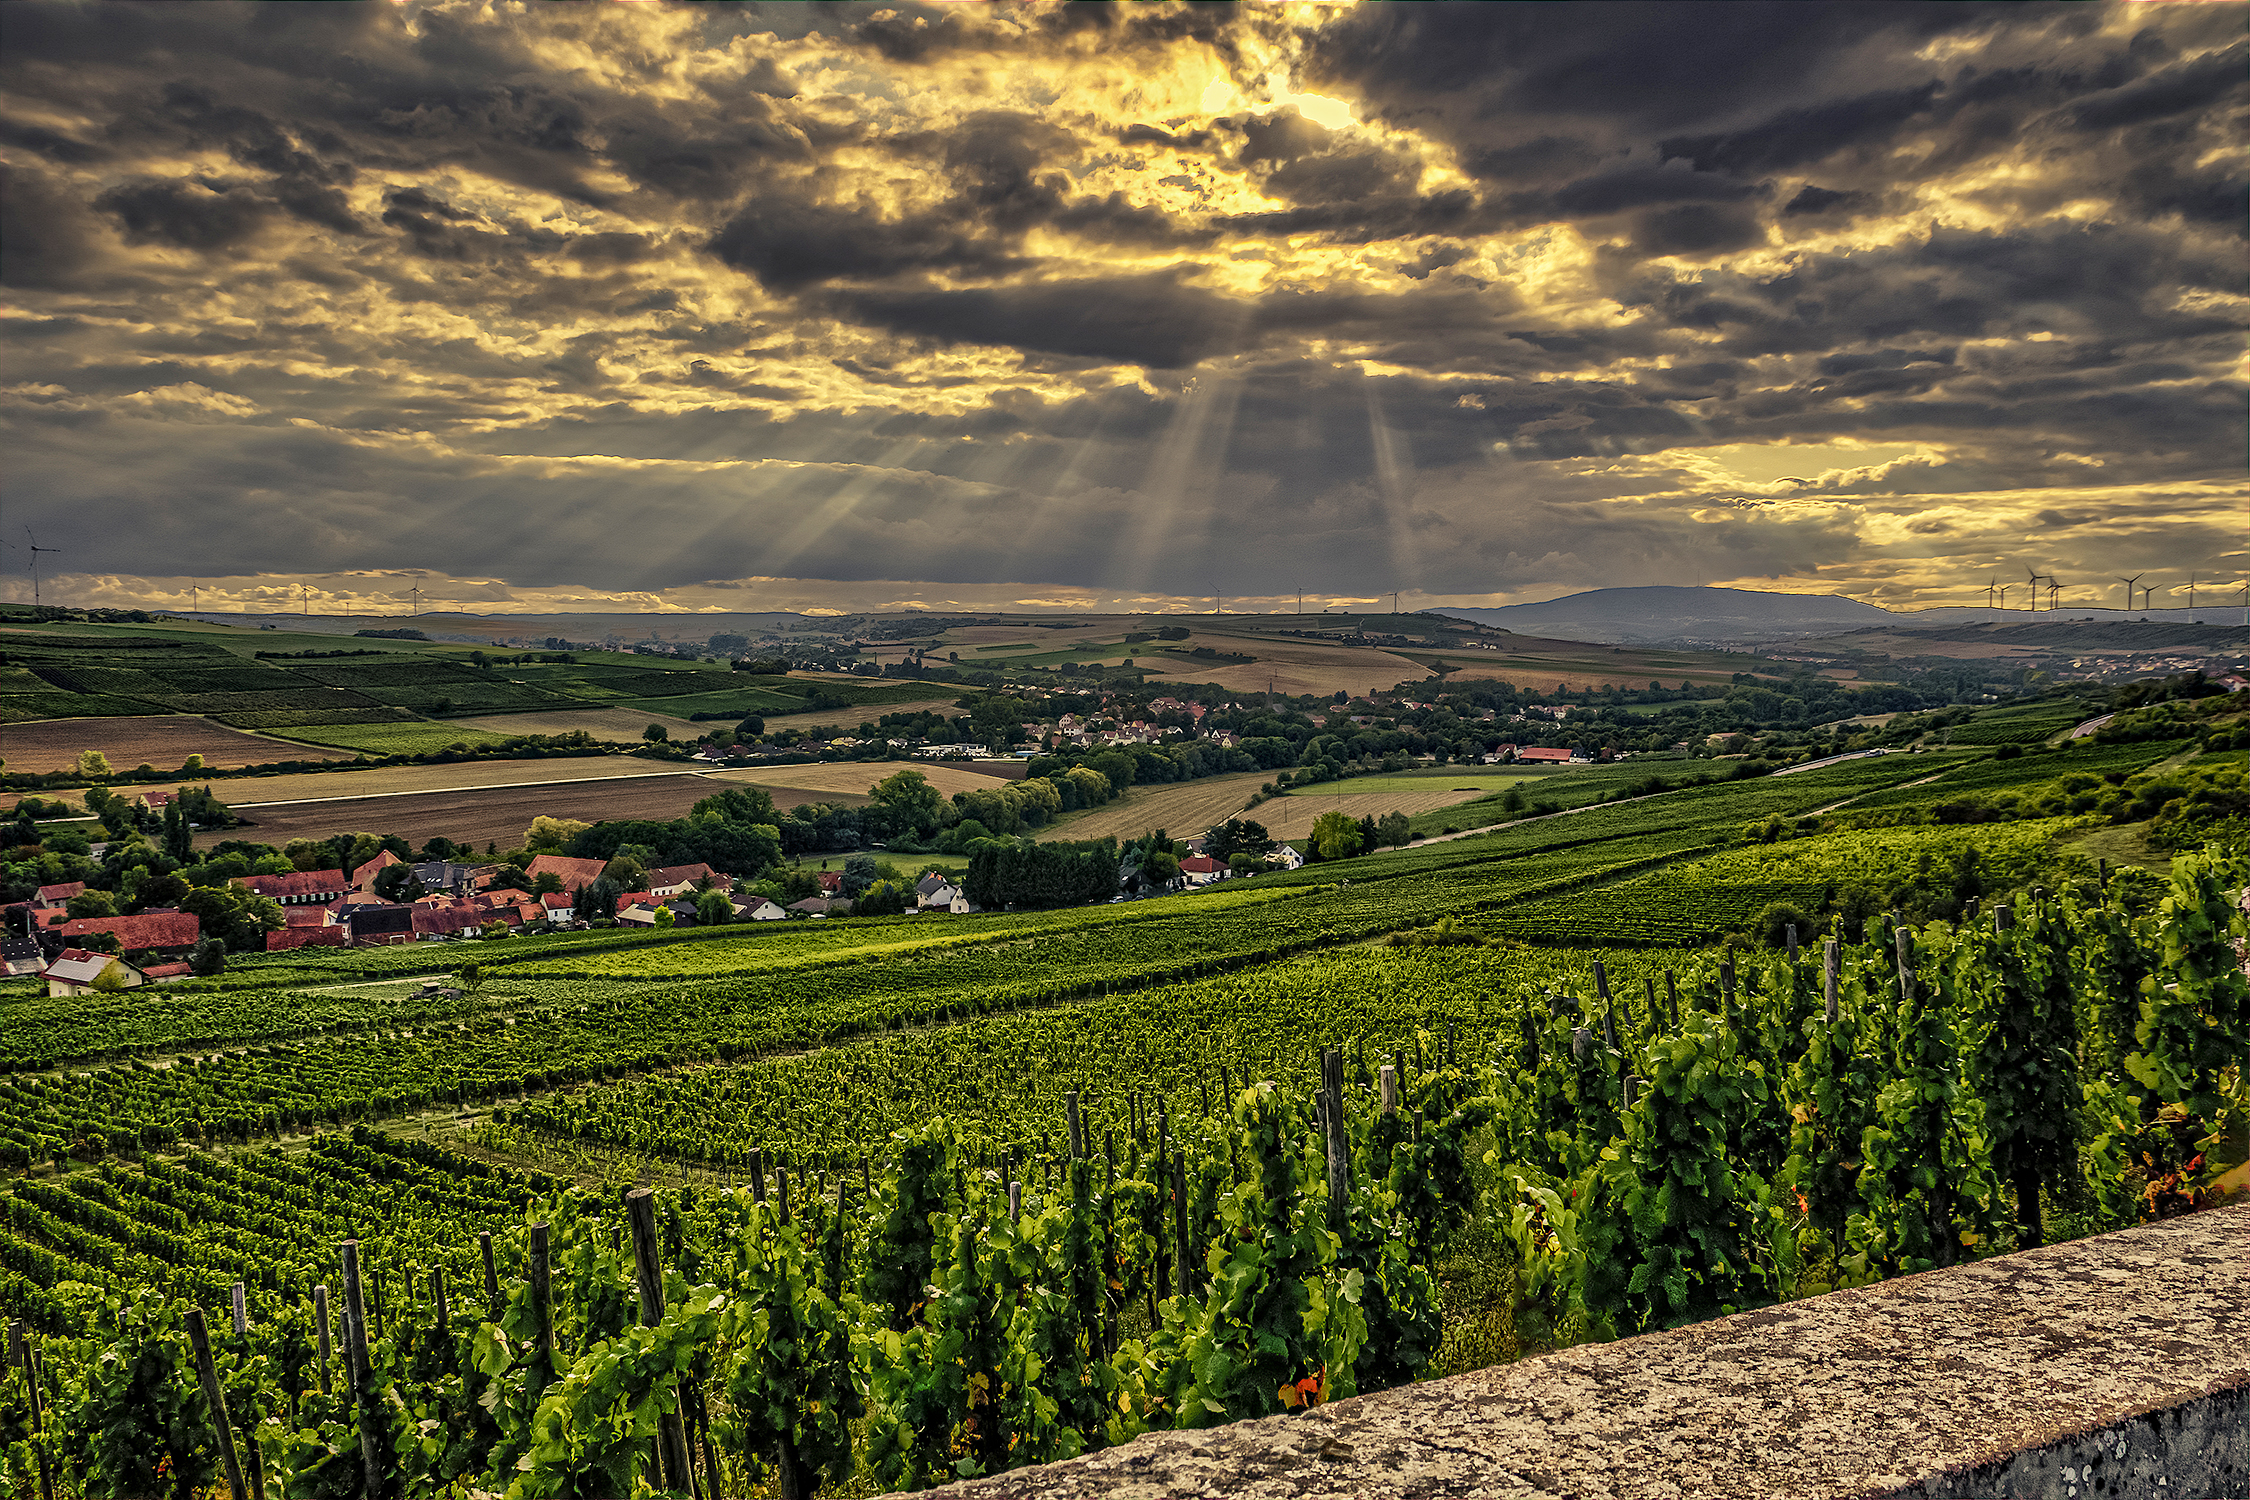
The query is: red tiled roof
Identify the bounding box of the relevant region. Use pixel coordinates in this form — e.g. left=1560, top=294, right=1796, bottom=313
left=412, top=906, right=487, bottom=937
left=541, top=891, right=573, bottom=910
left=646, top=863, right=717, bottom=890
left=35, top=882, right=84, bottom=905
left=59, top=912, right=201, bottom=949
left=142, top=962, right=193, bottom=978
left=525, top=854, right=607, bottom=889
left=282, top=906, right=333, bottom=928
left=1517, top=747, right=1577, bottom=762
left=239, top=870, right=349, bottom=900
left=1178, top=856, right=1222, bottom=873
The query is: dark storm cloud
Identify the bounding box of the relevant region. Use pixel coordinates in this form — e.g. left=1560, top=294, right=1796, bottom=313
left=0, top=0, right=2239, bottom=610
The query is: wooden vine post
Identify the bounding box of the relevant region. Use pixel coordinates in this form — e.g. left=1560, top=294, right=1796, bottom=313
left=625, top=1188, right=697, bottom=1496
left=312, top=1286, right=332, bottom=1395
left=8, top=1319, right=54, bottom=1500
left=184, top=1306, right=248, bottom=1500
left=339, top=1241, right=387, bottom=1500
left=525, top=1223, right=554, bottom=1392
left=477, top=1230, right=500, bottom=1317
left=1321, top=1047, right=1349, bottom=1230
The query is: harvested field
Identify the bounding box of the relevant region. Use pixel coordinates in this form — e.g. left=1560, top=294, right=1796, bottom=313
left=132, top=756, right=688, bottom=806
left=700, top=761, right=1011, bottom=799
left=1148, top=635, right=1434, bottom=697
left=1257, top=788, right=1488, bottom=840
left=760, top=698, right=965, bottom=732
left=448, top=707, right=706, bottom=741
left=1036, top=772, right=1271, bottom=845
left=199, top=772, right=718, bottom=852
left=0, top=715, right=349, bottom=773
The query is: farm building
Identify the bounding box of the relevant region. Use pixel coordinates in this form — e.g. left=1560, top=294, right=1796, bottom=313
left=54, top=911, right=201, bottom=955
left=43, top=949, right=145, bottom=997
left=525, top=853, right=607, bottom=889
left=33, top=882, right=84, bottom=909
left=645, top=863, right=718, bottom=896
left=238, top=870, right=351, bottom=904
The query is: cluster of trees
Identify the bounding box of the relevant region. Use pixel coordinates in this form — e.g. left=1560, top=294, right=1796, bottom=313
left=962, top=839, right=1119, bottom=910
left=1305, top=809, right=1415, bottom=862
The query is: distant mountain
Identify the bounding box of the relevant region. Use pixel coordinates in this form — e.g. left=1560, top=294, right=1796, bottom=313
left=1432, top=587, right=1893, bottom=644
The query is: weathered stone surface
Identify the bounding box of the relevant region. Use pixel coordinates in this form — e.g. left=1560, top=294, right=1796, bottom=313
left=938, top=1203, right=2248, bottom=1500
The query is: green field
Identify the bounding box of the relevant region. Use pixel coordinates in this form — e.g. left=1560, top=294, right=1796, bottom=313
left=258, top=720, right=517, bottom=754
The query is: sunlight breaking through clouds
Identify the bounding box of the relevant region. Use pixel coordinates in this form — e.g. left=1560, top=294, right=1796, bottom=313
left=0, top=0, right=2241, bottom=613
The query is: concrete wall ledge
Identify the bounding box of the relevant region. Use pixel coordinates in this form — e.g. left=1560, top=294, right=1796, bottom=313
left=942, top=1201, right=2248, bottom=1500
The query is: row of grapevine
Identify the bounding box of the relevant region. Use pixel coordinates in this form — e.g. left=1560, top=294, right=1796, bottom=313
left=1485, top=820, right=2071, bottom=945
left=0, top=843, right=1704, bottom=1164
left=4, top=846, right=2243, bottom=1495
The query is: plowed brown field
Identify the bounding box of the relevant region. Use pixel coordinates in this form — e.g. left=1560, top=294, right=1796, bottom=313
left=0, top=715, right=350, bottom=773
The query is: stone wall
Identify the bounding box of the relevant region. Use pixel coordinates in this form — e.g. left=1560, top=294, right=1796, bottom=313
left=940, top=1201, right=2248, bottom=1500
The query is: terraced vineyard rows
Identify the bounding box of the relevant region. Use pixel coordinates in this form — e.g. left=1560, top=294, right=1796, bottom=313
left=1838, top=737, right=2191, bottom=813
left=1486, top=820, right=2075, bottom=945
left=486, top=942, right=1681, bottom=1169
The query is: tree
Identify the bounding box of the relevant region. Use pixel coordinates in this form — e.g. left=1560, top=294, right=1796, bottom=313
left=90, top=958, right=133, bottom=992
left=179, top=884, right=285, bottom=952
left=456, top=962, right=484, bottom=993
left=525, top=815, right=592, bottom=852
left=76, top=750, right=112, bottom=780
left=857, top=879, right=908, bottom=916
left=189, top=937, right=227, bottom=977
left=371, top=864, right=427, bottom=903
left=1311, top=811, right=1363, bottom=861
left=643, top=723, right=669, bottom=742
left=1376, top=811, right=1412, bottom=848
left=868, top=770, right=946, bottom=840
left=66, top=890, right=119, bottom=919
left=1204, top=818, right=1274, bottom=862
left=696, top=887, right=734, bottom=926
left=653, top=904, right=676, bottom=928
left=532, top=871, right=565, bottom=895
left=1141, top=848, right=1182, bottom=887
left=735, top=715, right=766, bottom=740
left=841, top=853, right=881, bottom=898
left=180, top=753, right=206, bottom=773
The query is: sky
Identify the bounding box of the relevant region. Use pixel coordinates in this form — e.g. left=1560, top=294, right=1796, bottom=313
left=1, top=0, right=2242, bottom=619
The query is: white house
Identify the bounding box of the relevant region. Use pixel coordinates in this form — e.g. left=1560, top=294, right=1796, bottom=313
left=745, top=899, right=789, bottom=922
left=947, top=892, right=981, bottom=915
left=918, top=881, right=962, bottom=912
left=1268, top=845, right=1307, bottom=871
left=44, top=948, right=144, bottom=997
left=1177, top=855, right=1225, bottom=887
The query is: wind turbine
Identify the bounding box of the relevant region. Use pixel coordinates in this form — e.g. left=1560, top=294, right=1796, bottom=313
left=300, top=583, right=312, bottom=616
left=408, top=585, right=423, bottom=616
left=2117, top=574, right=2142, bottom=613
left=2046, top=577, right=2062, bottom=612
left=2186, top=573, right=2198, bottom=620
left=22, top=528, right=61, bottom=607
left=1983, top=576, right=1998, bottom=616
left=2023, top=564, right=2043, bottom=611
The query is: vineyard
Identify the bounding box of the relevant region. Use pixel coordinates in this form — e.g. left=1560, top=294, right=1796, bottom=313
left=0, top=720, right=2244, bottom=1497
left=1, top=846, right=2243, bottom=1498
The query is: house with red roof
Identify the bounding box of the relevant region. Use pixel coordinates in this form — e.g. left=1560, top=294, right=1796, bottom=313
left=645, top=863, right=717, bottom=897
left=541, top=890, right=576, bottom=923
left=33, top=882, right=84, bottom=909
left=238, top=870, right=351, bottom=904
left=1515, top=747, right=1584, bottom=764
left=57, top=911, right=201, bottom=954
left=1177, top=854, right=1225, bottom=886
left=525, top=853, right=607, bottom=890
left=350, top=850, right=405, bottom=891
